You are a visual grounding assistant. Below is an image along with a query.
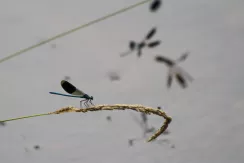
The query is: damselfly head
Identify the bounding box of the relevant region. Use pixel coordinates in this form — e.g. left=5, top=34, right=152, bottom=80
left=90, top=96, right=94, bottom=100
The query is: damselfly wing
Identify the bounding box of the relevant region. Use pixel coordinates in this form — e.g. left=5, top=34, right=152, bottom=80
left=61, top=80, right=85, bottom=96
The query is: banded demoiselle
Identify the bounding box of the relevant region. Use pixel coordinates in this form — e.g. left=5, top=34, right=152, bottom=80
left=49, top=80, right=94, bottom=108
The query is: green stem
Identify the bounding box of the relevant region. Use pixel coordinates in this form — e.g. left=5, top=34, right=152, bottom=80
left=0, top=0, right=152, bottom=64
left=0, top=113, right=51, bottom=122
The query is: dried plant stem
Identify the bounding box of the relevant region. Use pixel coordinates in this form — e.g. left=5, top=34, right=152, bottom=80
left=0, top=113, right=51, bottom=122
left=0, top=104, right=172, bottom=142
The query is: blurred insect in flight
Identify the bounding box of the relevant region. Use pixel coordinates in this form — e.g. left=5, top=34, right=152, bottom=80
left=155, top=51, right=194, bottom=89
left=150, top=0, right=162, bottom=12
left=120, top=27, right=161, bottom=58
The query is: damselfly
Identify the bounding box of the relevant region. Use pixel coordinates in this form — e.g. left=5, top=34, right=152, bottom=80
left=49, top=80, right=94, bottom=108
left=120, top=27, right=161, bottom=57
left=155, top=51, right=193, bottom=88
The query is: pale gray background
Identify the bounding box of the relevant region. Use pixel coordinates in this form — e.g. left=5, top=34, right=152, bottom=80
left=0, top=0, right=244, bottom=162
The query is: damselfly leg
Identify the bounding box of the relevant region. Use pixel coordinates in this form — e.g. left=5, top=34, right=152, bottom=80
left=89, top=100, right=94, bottom=106
left=84, top=100, right=89, bottom=108
left=80, top=99, right=94, bottom=108
left=80, top=99, right=87, bottom=108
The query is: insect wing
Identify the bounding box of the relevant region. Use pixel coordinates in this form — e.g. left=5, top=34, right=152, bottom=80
left=167, top=74, right=173, bottom=88
left=147, top=40, right=161, bottom=48
left=145, top=27, right=157, bottom=40
left=155, top=55, right=174, bottom=66
left=61, top=80, right=85, bottom=96
left=150, top=0, right=162, bottom=12
left=176, top=51, right=189, bottom=62
left=176, top=66, right=194, bottom=82
left=120, top=50, right=132, bottom=57
left=175, top=73, right=187, bottom=88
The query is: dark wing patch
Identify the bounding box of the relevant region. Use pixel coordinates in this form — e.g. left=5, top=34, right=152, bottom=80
left=177, top=51, right=189, bottom=62
left=150, top=0, right=162, bottom=12
left=147, top=40, right=161, bottom=48
left=61, top=80, right=77, bottom=94
left=175, top=74, right=187, bottom=88
left=145, top=27, right=157, bottom=40
left=167, top=74, right=173, bottom=88
left=155, top=56, right=174, bottom=66
left=61, top=80, right=85, bottom=95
